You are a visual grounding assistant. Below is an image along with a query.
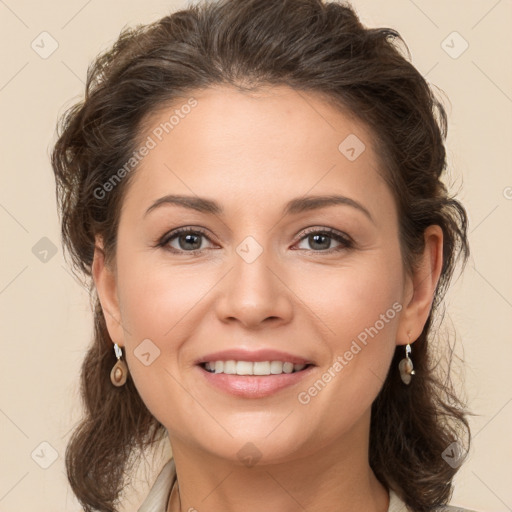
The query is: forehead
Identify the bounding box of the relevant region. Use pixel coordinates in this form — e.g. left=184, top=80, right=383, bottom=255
left=122, top=84, right=392, bottom=221
left=139, top=84, right=375, bottom=165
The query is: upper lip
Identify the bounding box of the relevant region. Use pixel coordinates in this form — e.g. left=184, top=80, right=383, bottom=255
left=195, top=349, right=314, bottom=366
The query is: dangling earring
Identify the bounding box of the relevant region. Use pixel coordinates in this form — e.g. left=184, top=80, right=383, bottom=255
left=399, top=341, right=415, bottom=385
left=110, top=343, right=128, bottom=386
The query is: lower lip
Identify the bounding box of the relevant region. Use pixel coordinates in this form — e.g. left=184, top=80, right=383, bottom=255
left=197, top=365, right=315, bottom=398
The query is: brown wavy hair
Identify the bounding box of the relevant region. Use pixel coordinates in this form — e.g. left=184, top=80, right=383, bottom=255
left=51, top=0, right=471, bottom=510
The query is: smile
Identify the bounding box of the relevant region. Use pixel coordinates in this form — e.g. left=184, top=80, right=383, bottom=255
left=197, top=361, right=315, bottom=398
left=201, top=360, right=309, bottom=375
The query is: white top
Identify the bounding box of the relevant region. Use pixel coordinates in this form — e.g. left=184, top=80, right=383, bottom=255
left=138, top=458, right=478, bottom=512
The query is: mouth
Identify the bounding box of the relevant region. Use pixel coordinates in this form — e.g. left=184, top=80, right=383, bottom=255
left=199, top=360, right=313, bottom=375
left=196, top=359, right=315, bottom=398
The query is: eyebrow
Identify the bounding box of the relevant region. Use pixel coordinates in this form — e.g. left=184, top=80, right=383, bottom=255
left=144, top=194, right=374, bottom=223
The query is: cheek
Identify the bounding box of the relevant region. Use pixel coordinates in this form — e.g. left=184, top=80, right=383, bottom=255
left=297, top=253, right=403, bottom=345
left=116, top=254, right=211, bottom=339
left=294, top=252, right=403, bottom=403
left=113, top=254, right=222, bottom=422
left=292, top=267, right=402, bottom=431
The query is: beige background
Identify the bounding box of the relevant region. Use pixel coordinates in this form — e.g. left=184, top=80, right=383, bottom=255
left=1, top=0, right=511, bottom=510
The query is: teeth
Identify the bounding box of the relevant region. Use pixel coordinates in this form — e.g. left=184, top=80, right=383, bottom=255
left=203, top=361, right=308, bottom=375
left=223, top=360, right=236, bottom=374
left=236, top=361, right=253, bottom=375
left=253, top=361, right=270, bottom=375
left=283, top=362, right=294, bottom=374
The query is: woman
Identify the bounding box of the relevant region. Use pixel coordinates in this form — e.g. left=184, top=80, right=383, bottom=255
left=51, top=0, right=476, bottom=511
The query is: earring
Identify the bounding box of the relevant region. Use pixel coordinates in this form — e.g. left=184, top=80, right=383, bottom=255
left=398, top=342, right=415, bottom=385
left=110, top=343, right=128, bottom=387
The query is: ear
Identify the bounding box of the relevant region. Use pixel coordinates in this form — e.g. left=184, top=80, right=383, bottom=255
left=396, top=225, right=444, bottom=345
left=92, top=235, right=125, bottom=347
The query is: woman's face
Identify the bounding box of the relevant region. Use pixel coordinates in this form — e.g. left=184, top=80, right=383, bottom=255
left=95, top=84, right=425, bottom=464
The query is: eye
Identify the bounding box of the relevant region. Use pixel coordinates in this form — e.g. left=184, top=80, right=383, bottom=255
left=158, top=227, right=216, bottom=254
left=157, top=226, right=353, bottom=255
left=294, top=227, right=353, bottom=253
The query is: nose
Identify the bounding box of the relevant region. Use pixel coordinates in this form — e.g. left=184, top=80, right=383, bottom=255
left=214, top=243, right=294, bottom=330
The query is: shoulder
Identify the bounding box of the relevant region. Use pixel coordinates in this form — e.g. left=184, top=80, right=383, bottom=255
left=388, top=489, right=479, bottom=512
left=137, top=458, right=176, bottom=512
left=434, top=507, right=479, bottom=512
left=139, top=468, right=480, bottom=512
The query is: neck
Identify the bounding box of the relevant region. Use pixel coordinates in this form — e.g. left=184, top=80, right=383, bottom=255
left=166, top=411, right=389, bottom=512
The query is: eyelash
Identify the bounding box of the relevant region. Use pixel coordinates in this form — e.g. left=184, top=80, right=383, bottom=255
left=156, top=226, right=354, bottom=255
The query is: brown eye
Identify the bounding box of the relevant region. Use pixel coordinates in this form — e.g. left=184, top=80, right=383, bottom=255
left=159, top=227, right=215, bottom=254
left=174, top=232, right=203, bottom=251
left=295, top=228, right=353, bottom=252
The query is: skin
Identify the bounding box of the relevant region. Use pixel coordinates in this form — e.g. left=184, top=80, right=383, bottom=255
left=93, top=84, right=443, bottom=512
